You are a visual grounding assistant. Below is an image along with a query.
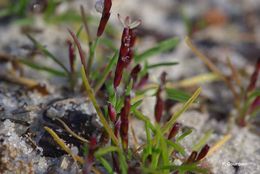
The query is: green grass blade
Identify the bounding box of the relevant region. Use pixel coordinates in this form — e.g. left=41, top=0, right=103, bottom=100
left=155, top=124, right=169, bottom=173
left=87, top=38, right=99, bottom=74
left=147, top=62, right=179, bottom=69
left=135, top=37, right=179, bottom=63
left=165, top=88, right=193, bottom=103
left=192, top=130, right=213, bottom=151
left=162, top=88, right=201, bottom=134
left=166, top=140, right=186, bottom=156
left=97, top=157, right=114, bottom=174
left=176, top=128, right=193, bottom=142
left=19, top=59, right=67, bottom=77
left=26, top=34, right=70, bottom=74
left=95, top=146, right=119, bottom=157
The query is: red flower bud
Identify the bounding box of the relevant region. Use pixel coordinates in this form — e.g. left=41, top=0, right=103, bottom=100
left=114, top=59, right=124, bottom=89
left=247, top=58, right=260, bottom=92
left=113, top=15, right=140, bottom=88
left=160, top=71, right=167, bottom=85
left=130, top=64, right=142, bottom=82
left=108, top=103, right=117, bottom=123
left=135, top=73, right=149, bottom=89
left=168, top=122, right=181, bottom=139
left=155, top=86, right=164, bottom=123
left=67, top=39, right=75, bottom=73
left=195, top=144, right=210, bottom=162
left=114, top=119, right=121, bottom=138
left=97, top=0, right=112, bottom=37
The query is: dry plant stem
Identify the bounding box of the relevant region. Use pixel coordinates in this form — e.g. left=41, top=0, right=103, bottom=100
left=44, top=126, right=101, bottom=173
left=206, top=134, right=232, bottom=158
left=56, top=118, right=89, bottom=143
left=44, top=126, right=84, bottom=164
left=4, top=70, right=38, bottom=87
left=81, top=66, right=119, bottom=145
left=68, top=29, right=88, bottom=73
left=226, top=57, right=241, bottom=87
left=185, top=37, right=240, bottom=106
left=166, top=73, right=220, bottom=88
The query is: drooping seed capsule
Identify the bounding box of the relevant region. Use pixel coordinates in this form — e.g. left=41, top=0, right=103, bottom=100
left=195, top=144, right=210, bottom=162
left=186, top=151, right=198, bottom=164
left=160, top=71, right=167, bottom=85
left=168, top=123, right=181, bottom=140
left=247, top=58, right=260, bottom=92
left=108, top=103, right=117, bottom=123
left=155, top=86, right=164, bottom=123
left=135, top=73, right=149, bottom=89
left=96, top=0, right=112, bottom=37
left=130, top=64, right=142, bottom=82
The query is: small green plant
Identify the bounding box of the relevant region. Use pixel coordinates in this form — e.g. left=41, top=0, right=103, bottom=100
left=14, top=0, right=213, bottom=173
left=185, top=37, right=260, bottom=128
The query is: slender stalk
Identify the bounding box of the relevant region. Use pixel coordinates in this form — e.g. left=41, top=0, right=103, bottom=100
left=81, top=66, right=119, bottom=145
left=87, top=38, right=99, bottom=75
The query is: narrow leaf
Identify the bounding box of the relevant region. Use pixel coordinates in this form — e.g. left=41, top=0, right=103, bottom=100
left=135, top=37, right=179, bottom=63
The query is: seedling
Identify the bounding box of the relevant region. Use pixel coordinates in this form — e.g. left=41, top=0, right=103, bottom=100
left=11, top=1, right=215, bottom=173
left=185, top=37, right=260, bottom=127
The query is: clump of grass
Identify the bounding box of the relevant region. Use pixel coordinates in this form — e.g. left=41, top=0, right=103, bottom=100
left=16, top=1, right=214, bottom=173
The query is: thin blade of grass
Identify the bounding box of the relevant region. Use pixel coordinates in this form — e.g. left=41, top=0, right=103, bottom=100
left=26, top=34, right=69, bottom=74
left=176, top=128, right=193, bottom=142
left=44, top=126, right=84, bottom=164
left=87, top=38, right=99, bottom=75
left=155, top=124, right=170, bottom=173
left=192, top=130, right=213, bottom=151
left=165, top=88, right=193, bottom=103
left=19, top=59, right=67, bottom=77
left=167, top=73, right=220, bottom=88
left=95, top=146, right=119, bottom=157
left=166, top=140, right=186, bottom=156
left=162, top=88, right=201, bottom=134
left=97, top=157, right=113, bottom=174
left=80, top=5, right=92, bottom=43
left=147, top=62, right=179, bottom=69
left=81, top=66, right=119, bottom=145
left=206, top=134, right=231, bottom=158
left=94, top=51, right=119, bottom=93
left=135, top=37, right=179, bottom=63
